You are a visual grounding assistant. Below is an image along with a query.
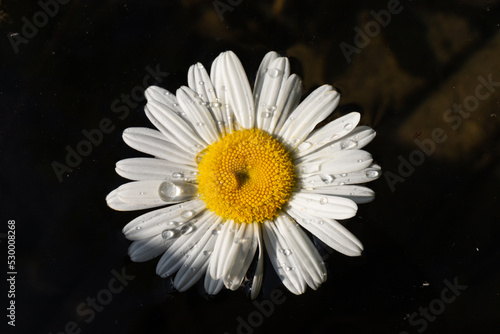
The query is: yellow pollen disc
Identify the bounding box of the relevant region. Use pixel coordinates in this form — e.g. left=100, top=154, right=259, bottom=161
left=197, top=129, right=296, bottom=224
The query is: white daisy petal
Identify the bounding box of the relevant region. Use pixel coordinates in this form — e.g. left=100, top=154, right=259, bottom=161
left=174, top=218, right=222, bottom=292
left=106, top=188, right=157, bottom=211
left=287, top=208, right=363, bottom=256
left=262, top=220, right=306, bottom=295
left=107, top=180, right=169, bottom=211
left=128, top=235, right=174, bottom=262
left=275, top=214, right=327, bottom=289
left=300, top=164, right=382, bottom=188
left=145, top=100, right=206, bottom=153
left=122, top=200, right=206, bottom=240
left=297, top=126, right=377, bottom=163
left=222, top=222, right=259, bottom=291
left=143, top=85, right=184, bottom=113
left=220, top=51, right=255, bottom=129
left=295, top=112, right=361, bottom=158
left=188, top=63, right=225, bottom=134
left=255, top=57, right=290, bottom=131
left=122, top=127, right=196, bottom=167
left=268, top=74, right=302, bottom=135
left=156, top=211, right=217, bottom=277
left=250, top=223, right=264, bottom=300
left=210, top=53, right=235, bottom=132
left=204, top=263, right=225, bottom=295
left=289, top=192, right=358, bottom=220
left=253, top=51, right=279, bottom=104
left=116, top=158, right=198, bottom=181
left=176, top=86, right=220, bottom=144
left=277, top=85, right=340, bottom=149
left=209, top=220, right=237, bottom=279
left=296, top=149, right=373, bottom=176
left=301, top=185, right=375, bottom=204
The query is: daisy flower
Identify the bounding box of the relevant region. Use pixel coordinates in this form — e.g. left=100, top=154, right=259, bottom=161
left=106, top=50, right=380, bottom=298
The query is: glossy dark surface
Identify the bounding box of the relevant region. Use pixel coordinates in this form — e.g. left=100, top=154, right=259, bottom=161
left=2, top=1, right=500, bottom=333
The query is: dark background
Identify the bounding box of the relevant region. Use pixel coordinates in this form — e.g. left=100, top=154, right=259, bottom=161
left=1, top=0, right=500, bottom=333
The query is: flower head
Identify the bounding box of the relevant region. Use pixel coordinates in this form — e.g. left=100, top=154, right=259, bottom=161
left=107, top=51, right=380, bottom=298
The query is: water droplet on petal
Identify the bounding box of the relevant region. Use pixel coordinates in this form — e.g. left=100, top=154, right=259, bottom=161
left=159, top=181, right=180, bottom=202
left=340, top=139, right=358, bottom=150
left=268, top=68, right=281, bottom=78
left=319, top=197, right=328, bottom=205
left=172, top=172, right=184, bottom=179
left=199, top=81, right=204, bottom=85
left=266, top=105, right=276, bottom=112
left=162, top=230, right=175, bottom=239
left=284, top=266, right=294, bottom=272
left=344, top=123, right=354, bottom=130
left=340, top=173, right=347, bottom=177
left=366, top=170, right=379, bottom=178
left=203, top=250, right=212, bottom=256
left=210, top=101, right=221, bottom=108
left=283, top=249, right=292, bottom=256
left=298, top=141, right=312, bottom=151
left=196, top=122, right=204, bottom=126
left=181, top=224, right=194, bottom=235
left=261, top=112, right=271, bottom=118
left=181, top=210, right=194, bottom=219
left=135, top=226, right=142, bottom=230
left=320, top=174, right=335, bottom=184
left=318, top=221, right=325, bottom=225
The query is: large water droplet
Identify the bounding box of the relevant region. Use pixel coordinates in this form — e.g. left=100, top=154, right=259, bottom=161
left=366, top=170, right=379, bottom=178
left=268, top=68, right=281, bottom=78
left=180, top=224, right=194, bottom=235
left=282, top=249, right=292, bottom=256
left=162, top=230, right=175, bottom=239
left=298, top=141, right=312, bottom=151
left=319, top=197, right=328, bottom=205
left=159, top=181, right=180, bottom=202
left=340, top=139, right=358, bottom=150
left=266, top=105, right=276, bottom=112
left=320, top=174, right=334, bottom=184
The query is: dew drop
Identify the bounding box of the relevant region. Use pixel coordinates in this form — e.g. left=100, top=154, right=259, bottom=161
left=366, top=170, right=379, bottom=178
left=319, top=197, right=328, bottom=205
left=172, top=172, right=184, bottom=179
left=203, top=250, right=212, bottom=256
left=284, top=266, right=294, bottom=272
left=139, top=192, right=145, bottom=195
left=181, top=210, right=194, bottom=219
left=135, top=226, right=142, bottom=230
left=298, top=141, right=312, bottom=151
left=266, top=105, right=276, bottom=112
left=261, top=112, right=271, bottom=118
left=181, top=224, right=193, bottom=235
left=340, top=139, right=358, bottom=150
left=197, top=63, right=204, bottom=69
left=344, top=123, right=354, bottom=130
left=268, top=68, right=281, bottom=78
left=162, top=230, right=175, bottom=239
left=340, top=173, right=347, bottom=177
left=159, top=181, right=180, bottom=202
left=210, top=101, right=221, bottom=108
left=357, top=159, right=363, bottom=163
left=319, top=174, right=334, bottom=184
left=173, top=103, right=179, bottom=107
left=196, top=122, right=205, bottom=126
left=282, top=249, right=292, bottom=256
left=317, top=221, right=325, bottom=225
left=302, top=219, right=311, bottom=224
left=198, top=81, right=204, bottom=85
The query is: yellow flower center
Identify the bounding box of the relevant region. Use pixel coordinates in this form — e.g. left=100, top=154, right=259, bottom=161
left=197, top=129, right=296, bottom=223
